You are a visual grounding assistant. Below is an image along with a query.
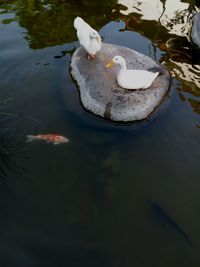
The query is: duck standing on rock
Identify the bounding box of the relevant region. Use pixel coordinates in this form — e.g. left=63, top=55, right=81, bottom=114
left=74, top=17, right=102, bottom=60
left=106, top=55, right=159, bottom=90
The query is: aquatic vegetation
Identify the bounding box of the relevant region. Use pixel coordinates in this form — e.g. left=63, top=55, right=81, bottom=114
left=0, top=133, right=27, bottom=183
left=0, top=99, right=22, bottom=179
left=0, top=137, right=11, bottom=177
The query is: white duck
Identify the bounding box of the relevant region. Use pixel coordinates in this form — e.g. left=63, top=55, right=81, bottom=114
left=74, top=17, right=102, bottom=60
left=106, top=55, right=159, bottom=90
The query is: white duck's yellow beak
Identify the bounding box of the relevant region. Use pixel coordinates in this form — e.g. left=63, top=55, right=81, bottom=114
left=106, top=59, right=115, bottom=68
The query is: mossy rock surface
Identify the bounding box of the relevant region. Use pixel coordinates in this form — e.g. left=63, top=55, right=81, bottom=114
left=70, top=43, right=171, bottom=122
left=191, top=12, right=200, bottom=50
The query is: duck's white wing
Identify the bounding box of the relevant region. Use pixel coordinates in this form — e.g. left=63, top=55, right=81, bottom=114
left=74, top=17, right=92, bottom=50
left=74, top=17, right=101, bottom=54
left=118, top=70, right=159, bottom=89
left=76, top=29, right=90, bottom=50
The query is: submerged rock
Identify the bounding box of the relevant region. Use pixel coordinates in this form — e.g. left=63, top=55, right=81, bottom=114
left=191, top=12, right=200, bottom=51
left=70, top=43, right=170, bottom=122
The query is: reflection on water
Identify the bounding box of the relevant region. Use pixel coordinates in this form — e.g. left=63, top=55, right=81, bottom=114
left=1, top=0, right=200, bottom=266
left=118, top=0, right=198, bottom=36
left=2, top=0, right=117, bottom=49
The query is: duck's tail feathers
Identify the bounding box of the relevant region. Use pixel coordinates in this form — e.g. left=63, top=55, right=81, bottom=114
left=74, top=17, right=84, bottom=30
left=154, top=72, right=159, bottom=79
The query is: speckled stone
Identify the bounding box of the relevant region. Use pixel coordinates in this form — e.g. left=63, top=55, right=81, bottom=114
left=70, top=43, right=171, bottom=122
left=191, top=12, right=200, bottom=50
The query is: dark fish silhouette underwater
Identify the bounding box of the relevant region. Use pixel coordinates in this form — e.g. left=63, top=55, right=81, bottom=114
left=151, top=202, right=193, bottom=247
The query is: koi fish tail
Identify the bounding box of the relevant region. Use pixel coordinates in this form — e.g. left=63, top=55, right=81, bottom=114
left=26, top=135, right=37, bottom=142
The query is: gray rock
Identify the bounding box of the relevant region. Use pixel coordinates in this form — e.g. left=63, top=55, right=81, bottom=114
left=191, top=12, right=200, bottom=50
left=70, top=43, right=170, bottom=122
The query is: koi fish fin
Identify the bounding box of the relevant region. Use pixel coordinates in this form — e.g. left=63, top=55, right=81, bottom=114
left=26, top=135, right=36, bottom=142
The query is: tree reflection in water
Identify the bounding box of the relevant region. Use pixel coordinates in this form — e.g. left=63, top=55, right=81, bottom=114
left=4, top=0, right=117, bottom=49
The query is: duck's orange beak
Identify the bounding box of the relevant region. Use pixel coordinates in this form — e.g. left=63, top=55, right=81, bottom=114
left=106, top=59, right=114, bottom=68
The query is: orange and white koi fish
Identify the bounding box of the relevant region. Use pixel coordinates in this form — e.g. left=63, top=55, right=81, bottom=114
left=26, top=134, right=69, bottom=145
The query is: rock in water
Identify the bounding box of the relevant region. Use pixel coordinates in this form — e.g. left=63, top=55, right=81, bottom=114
left=70, top=43, right=170, bottom=122
left=191, top=12, right=200, bottom=51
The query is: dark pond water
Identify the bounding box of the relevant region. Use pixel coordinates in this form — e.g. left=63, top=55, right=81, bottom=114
left=0, top=0, right=200, bottom=266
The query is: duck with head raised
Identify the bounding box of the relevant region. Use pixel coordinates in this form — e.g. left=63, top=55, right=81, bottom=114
left=74, top=17, right=102, bottom=60
left=106, top=55, right=159, bottom=90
